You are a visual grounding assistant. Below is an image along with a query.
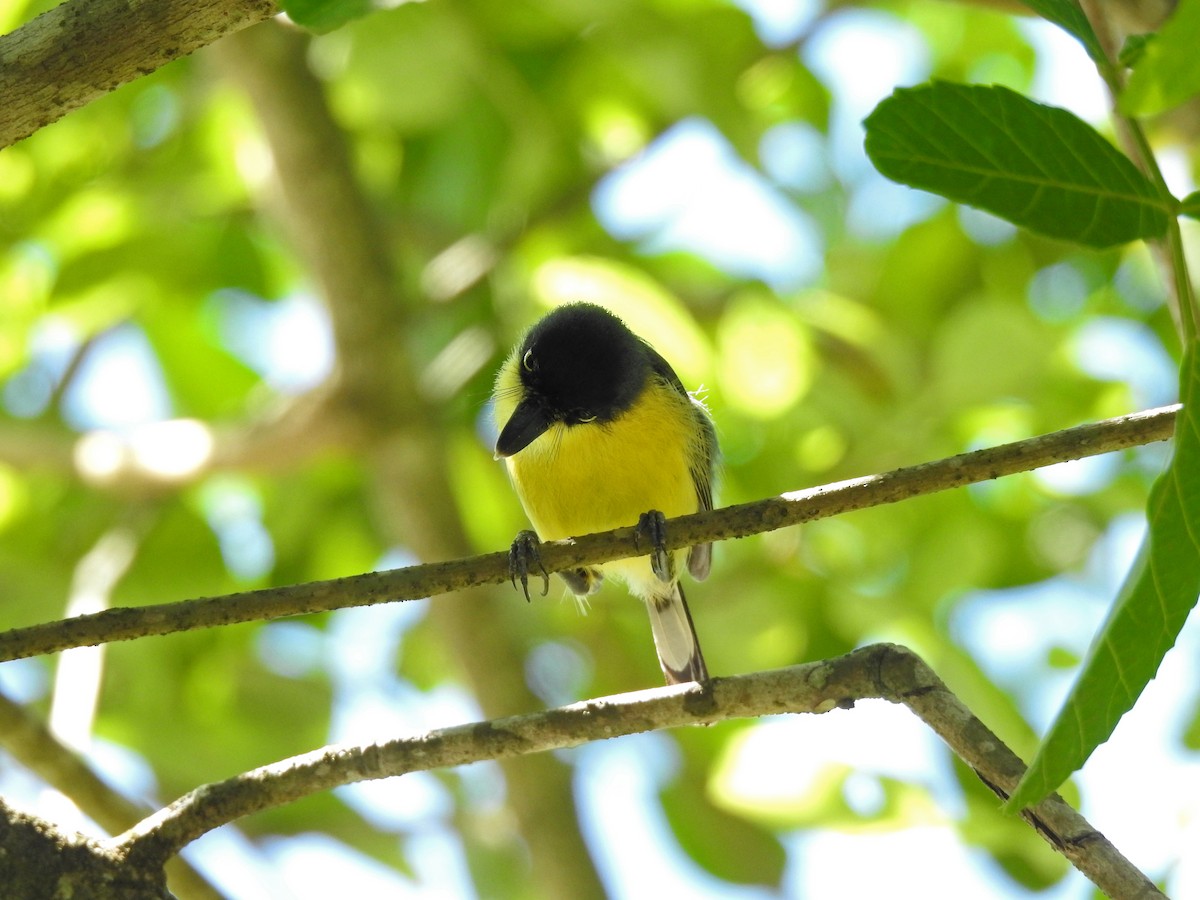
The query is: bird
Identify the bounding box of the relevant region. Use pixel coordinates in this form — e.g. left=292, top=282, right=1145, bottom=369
left=492, top=302, right=718, bottom=685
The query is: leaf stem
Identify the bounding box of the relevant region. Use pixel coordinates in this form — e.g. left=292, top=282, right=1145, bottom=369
left=1083, top=2, right=1198, bottom=344
left=1122, top=115, right=1198, bottom=344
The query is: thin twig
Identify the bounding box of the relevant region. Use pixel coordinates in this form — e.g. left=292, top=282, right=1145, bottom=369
left=0, top=403, right=1178, bottom=662
left=112, top=644, right=1162, bottom=899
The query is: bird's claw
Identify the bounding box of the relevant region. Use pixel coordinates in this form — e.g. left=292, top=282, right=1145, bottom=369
left=635, top=510, right=675, bottom=583
left=509, top=530, right=550, bottom=602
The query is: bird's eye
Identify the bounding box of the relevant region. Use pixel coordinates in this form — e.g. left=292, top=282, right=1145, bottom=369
left=578, top=413, right=596, bottom=423
left=522, top=349, right=536, bottom=372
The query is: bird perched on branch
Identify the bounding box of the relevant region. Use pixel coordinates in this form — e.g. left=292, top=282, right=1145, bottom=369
left=492, top=302, right=718, bottom=684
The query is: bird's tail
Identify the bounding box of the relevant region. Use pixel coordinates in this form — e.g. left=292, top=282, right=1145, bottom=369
left=644, top=582, right=708, bottom=685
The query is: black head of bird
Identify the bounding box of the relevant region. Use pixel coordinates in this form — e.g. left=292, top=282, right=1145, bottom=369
left=495, top=303, right=651, bottom=457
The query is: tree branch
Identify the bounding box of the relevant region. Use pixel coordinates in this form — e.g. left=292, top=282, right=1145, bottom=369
left=109, top=644, right=1162, bottom=898
left=0, top=798, right=171, bottom=900
left=0, top=403, right=1177, bottom=662
left=0, top=0, right=278, bottom=149
left=0, top=693, right=225, bottom=899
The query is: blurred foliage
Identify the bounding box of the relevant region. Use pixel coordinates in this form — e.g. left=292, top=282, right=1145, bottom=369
left=0, top=0, right=1195, bottom=895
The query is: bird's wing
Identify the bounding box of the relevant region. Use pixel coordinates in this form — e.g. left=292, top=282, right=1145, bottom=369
left=645, top=347, right=718, bottom=581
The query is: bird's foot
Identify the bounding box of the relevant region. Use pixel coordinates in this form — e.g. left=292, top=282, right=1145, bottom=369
left=635, top=510, right=675, bottom=583
left=509, top=530, right=549, bottom=602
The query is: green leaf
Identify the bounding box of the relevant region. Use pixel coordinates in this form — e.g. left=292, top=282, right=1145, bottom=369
left=1121, top=0, right=1200, bottom=117
left=1182, top=191, right=1200, bottom=220
left=863, top=82, right=1170, bottom=248
left=282, top=0, right=373, bottom=33
left=661, top=777, right=787, bottom=886
left=1006, top=347, right=1200, bottom=812
left=1118, top=33, right=1154, bottom=70
left=1019, top=0, right=1106, bottom=65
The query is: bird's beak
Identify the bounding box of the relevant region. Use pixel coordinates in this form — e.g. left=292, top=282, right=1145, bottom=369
left=495, top=398, right=553, bottom=458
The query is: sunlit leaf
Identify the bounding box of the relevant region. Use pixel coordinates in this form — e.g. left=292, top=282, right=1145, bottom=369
left=864, top=82, right=1170, bottom=247
left=283, top=0, right=373, bottom=33
left=1118, top=34, right=1153, bottom=69
left=661, top=777, right=787, bottom=886
left=1120, top=0, right=1200, bottom=117
left=717, top=293, right=812, bottom=418
left=1006, top=345, right=1200, bottom=811
left=1019, top=0, right=1105, bottom=65
left=141, top=302, right=261, bottom=418
left=1182, top=191, right=1200, bottom=221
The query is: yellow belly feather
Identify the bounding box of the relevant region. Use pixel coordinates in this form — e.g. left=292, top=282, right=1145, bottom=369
left=500, top=382, right=700, bottom=595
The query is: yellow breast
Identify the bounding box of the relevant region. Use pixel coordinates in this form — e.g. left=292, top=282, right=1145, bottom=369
left=504, top=382, right=700, bottom=542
